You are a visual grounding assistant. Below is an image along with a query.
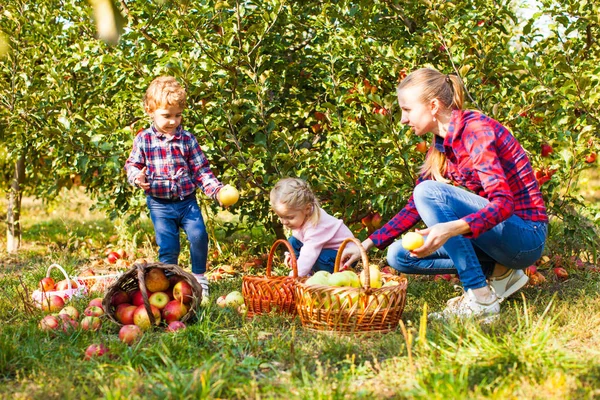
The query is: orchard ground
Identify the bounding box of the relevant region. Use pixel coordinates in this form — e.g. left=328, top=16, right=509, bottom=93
left=0, top=177, right=599, bottom=399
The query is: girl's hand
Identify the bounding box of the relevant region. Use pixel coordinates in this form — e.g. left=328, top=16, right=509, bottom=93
left=284, top=252, right=292, bottom=269
left=410, top=220, right=470, bottom=257
left=341, top=238, right=373, bottom=268
left=134, top=167, right=150, bottom=190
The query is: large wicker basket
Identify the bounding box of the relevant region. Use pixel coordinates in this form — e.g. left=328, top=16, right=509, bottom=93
left=102, top=261, right=203, bottom=327
left=242, top=239, right=304, bottom=317
left=295, top=237, right=408, bottom=333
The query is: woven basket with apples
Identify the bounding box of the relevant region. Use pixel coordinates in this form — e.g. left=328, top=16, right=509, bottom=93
left=295, top=237, right=408, bottom=334
left=242, top=239, right=305, bottom=317
left=102, top=261, right=203, bottom=329
left=32, top=264, right=88, bottom=311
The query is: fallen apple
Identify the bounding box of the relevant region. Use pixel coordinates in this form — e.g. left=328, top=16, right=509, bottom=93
left=88, top=297, right=104, bottom=309
left=80, top=316, right=102, bottom=331
left=166, top=321, right=186, bottom=332
left=41, top=295, right=65, bottom=313
left=39, top=315, right=62, bottom=331
left=225, top=291, right=244, bottom=307
left=119, top=324, right=143, bottom=345
left=216, top=295, right=227, bottom=308
left=107, top=251, right=120, bottom=264
left=58, top=305, right=80, bottom=320
left=84, top=343, right=109, bottom=360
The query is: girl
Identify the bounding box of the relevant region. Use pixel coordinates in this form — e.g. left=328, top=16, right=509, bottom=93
left=270, top=178, right=355, bottom=277
left=341, top=68, right=548, bottom=320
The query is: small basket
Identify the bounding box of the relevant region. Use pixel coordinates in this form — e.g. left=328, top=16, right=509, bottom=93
left=295, top=238, right=408, bottom=334
left=102, top=261, right=203, bottom=327
left=31, top=264, right=88, bottom=307
left=242, top=239, right=304, bottom=317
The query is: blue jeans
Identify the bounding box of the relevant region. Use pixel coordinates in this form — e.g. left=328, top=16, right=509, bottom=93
left=146, top=194, right=208, bottom=274
left=386, top=181, right=547, bottom=290
left=288, top=236, right=338, bottom=274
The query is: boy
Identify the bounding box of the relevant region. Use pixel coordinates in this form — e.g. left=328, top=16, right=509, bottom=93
left=125, top=76, right=228, bottom=298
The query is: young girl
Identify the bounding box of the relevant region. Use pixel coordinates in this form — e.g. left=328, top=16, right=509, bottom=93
left=341, top=68, right=548, bottom=320
left=270, top=178, right=355, bottom=277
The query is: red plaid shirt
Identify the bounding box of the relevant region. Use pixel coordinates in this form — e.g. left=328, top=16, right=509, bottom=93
left=125, top=126, right=223, bottom=200
left=370, top=109, right=548, bottom=249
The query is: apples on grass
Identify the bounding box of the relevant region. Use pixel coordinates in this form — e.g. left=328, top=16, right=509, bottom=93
left=41, top=295, right=65, bottom=312
left=39, top=315, right=62, bottom=331
left=166, top=321, right=186, bottom=332
left=81, top=316, right=102, bottom=331
left=119, top=324, right=143, bottom=345
left=84, top=343, right=109, bottom=360
left=58, top=305, right=80, bottom=320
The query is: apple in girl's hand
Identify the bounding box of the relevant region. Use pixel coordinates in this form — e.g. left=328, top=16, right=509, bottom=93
left=81, top=316, right=102, bottom=331
left=39, top=277, right=56, bottom=292
left=119, top=324, right=143, bottom=345
left=84, top=343, right=109, bottom=360
left=148, top=292, right=170, bottom=309
left=41, top=295, right=65, bottom=312
left=166, top=321, right=186, bottom=332
left=218, top=185, right=240, bottom=207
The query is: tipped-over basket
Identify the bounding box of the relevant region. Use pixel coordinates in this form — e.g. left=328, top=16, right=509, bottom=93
left=103, top=261, right=203, bottom=327
left=295, top=237, right=408, bottom=334
left=242, top=239, right=304, bottom=317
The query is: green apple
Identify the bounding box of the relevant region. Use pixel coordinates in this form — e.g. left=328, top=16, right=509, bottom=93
left=343, top=271, right=361, bottom=288
left=225, top=291, right=244, bottom=307
left=327, top=272, right=351, bottom=287
left=306, top=274, right=329, bottom=286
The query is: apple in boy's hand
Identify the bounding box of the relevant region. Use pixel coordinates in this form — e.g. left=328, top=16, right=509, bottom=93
left=218, top=185, right=239, bottom=207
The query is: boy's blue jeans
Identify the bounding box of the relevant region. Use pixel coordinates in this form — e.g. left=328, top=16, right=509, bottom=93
left=386, top=181, right=547, bottom=290
left=146, top=194, right=208, bottom=274
left=288, top=236, right=337, bottom=274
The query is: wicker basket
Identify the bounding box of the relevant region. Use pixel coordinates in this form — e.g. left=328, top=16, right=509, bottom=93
left=242, top=239, right=304, bottom=317
left=102, top=261, right=203, bottom=327
left=32, top=263, right=88, bottom=307
left=295, top=237, right=408, bottom=333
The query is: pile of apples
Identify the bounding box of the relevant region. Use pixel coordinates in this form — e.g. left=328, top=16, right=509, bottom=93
left=301, top=266, right=400, bottom=311
left=38, top=296, right=106, bottom=335
left=216, top=290, right=246, bottom=315
left=107, top=268, right=194, bottom=334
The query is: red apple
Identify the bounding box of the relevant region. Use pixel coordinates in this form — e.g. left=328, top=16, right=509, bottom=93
left=148, top=291, right=170, bottom=310
left=311, top=123, right=322, bottom=134
left=39, top=277, right=56, bottom=292
left=58, top=305, right=80, bottom=320
left=84, top=306, right=105, bottom=317
left=80, top=316, right=102, bottom=331
left=39, top=315, right=62, bottom=331
left=314, top=111, right=326, bottom=121
left=61, top=318, right=79, bottom=333
left=216, top=295, right=227, bottom=308
left=162, top=300, right=189, bottom=323
left=525, top=265, right=537, bottom=277
left=361, top=214, right=373, bottom=228
left=168, top=275, right=184, bottom=288
left=553, top=267, right=569, bottom=280
left=88, top=297, right=104, bottom=309
left=173, top=281, right=194, bottom=304
left=133, top=304, right=161, bottom=330
left=371, top=212, right=383, bottom=229
left=116, top=304, right=137, bottom=325
left=166, top=321, right=186, bottom=332
left=41, top=295, right=65, bottom=312
left=130, top=290, right=145, bottom=306
left=55, top=279, right=78, bottom=291
left=107, top=251, right=121, bottom=264
left=415, top=141, right=428, bottom=153
left=110, top=290, right=131, bottom=307
left=541, top=143, right=553, bottom=157
left=119, top=324, right=143, bottom=345
left=145, top=268, right=170, bottom=292
left=115, top=248, right=127, bottom=259
left=585, top=152, right=597, bottom=164
left=84, top=343, right=109, bottom=360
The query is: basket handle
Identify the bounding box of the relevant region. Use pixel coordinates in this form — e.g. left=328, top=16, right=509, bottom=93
left=266, top=239, right=298, bottom=279
left=46, top=263, right=73, bottom=292
left=333, top=237, right=371, bottom=289
left=136, top=261, right=157, bottom=327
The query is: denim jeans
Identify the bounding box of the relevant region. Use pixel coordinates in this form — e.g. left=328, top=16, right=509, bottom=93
left=146, top=194, right=208, bottom=274
left=288, top=236, right=338, bottom=274
left=386, top=181, right=547, bottom=290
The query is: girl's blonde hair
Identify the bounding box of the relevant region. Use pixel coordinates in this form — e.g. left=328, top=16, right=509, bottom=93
left=397, top=68, right=465, bottom=182
left=270, top=178, right=321, bottom=226
left=144, top=76, right=187, bottom=113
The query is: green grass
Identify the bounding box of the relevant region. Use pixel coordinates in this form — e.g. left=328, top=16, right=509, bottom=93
left=1, top=190, right=600, bottom=399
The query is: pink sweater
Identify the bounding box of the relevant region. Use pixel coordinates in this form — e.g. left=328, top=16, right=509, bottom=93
left=292, top=208, right=355, bottom=276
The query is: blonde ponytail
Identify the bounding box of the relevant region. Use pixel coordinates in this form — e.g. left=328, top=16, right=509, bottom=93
left=270, top=178, right=321, bottom=226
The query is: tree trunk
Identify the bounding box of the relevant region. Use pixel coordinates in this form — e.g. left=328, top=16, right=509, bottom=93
left=7, top=155, right=25, bottom=253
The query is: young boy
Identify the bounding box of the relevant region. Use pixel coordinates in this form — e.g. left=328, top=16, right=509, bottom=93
left=125, top=76, right=228, bottom=298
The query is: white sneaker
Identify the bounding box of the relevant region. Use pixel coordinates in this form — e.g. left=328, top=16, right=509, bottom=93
left=193, top=274, right=209, bottom=298
left=430, top=287, right=500, bottom=321
left=489, top=269, right=529, bottom=299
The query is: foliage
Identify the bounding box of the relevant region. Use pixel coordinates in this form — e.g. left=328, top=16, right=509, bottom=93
left=0, top=0, right=598, bottom=254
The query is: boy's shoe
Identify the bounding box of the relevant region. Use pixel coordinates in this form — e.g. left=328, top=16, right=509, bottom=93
left=193, top=274, right=210, bottom=299
left=489, top=268, right=529, bottom=299
left=430, top=287, right=500, bottom=321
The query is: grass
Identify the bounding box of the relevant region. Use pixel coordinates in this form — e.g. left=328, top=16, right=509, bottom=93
left=1, top=189, right=600, bottom=399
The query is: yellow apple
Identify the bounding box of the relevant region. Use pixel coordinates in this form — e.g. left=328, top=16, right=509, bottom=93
left=359, top=265, right=382, bottom=288
left=218, top=185, right=239, bottom=207
left=402, top=232, right=424, bottom=250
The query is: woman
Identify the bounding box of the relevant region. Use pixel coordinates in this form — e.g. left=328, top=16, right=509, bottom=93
left=341, top=68, right=548, bottom=320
